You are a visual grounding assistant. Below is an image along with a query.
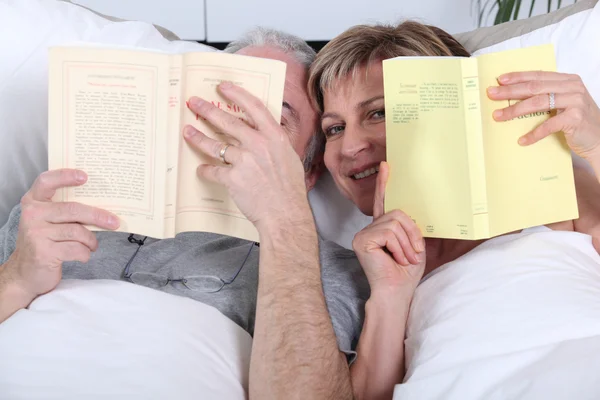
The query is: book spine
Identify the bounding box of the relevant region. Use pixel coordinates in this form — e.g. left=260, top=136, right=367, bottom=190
left=460, top=58, right=489, bottom=238
left=163, top=54, right=185, bottom=237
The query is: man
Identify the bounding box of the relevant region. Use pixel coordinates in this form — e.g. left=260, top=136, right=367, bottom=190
left=0, top=29, right=365, bottom=398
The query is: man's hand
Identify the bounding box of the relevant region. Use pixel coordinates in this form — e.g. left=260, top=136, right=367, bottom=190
left=183, top=82, right=312, bottom=233
left=2, top=169, right=119, bottom=304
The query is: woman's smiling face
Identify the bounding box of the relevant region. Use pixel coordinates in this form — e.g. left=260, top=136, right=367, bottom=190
left=321, top=61, right=387, bottom=216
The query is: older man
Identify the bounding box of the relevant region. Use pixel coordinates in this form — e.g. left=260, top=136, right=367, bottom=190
left=0, top=28, right=366, bottom=399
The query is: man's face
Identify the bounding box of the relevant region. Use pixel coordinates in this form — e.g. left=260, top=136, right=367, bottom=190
left=235, top=46, right=321, bottom=190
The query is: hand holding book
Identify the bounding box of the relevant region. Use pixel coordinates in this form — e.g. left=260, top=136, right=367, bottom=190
left=382, top=45, right=579, bottom=239
left=183, top=82, right=313, bottom=234
left=3, top=169, right=120, bottom=303
left=48, top=47, right=289, bottom=241
left=488, top=70, right=600, bottom=167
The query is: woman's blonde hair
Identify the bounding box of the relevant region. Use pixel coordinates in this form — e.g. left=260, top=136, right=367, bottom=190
left=308, top=21, right=471, bottom=112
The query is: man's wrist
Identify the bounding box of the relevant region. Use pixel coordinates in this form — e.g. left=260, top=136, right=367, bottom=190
left=256, top=202, right=316, bottom=242
left=0, top=261, right=36, bottom=321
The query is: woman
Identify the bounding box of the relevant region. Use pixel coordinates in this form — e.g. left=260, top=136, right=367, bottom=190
left=308, top=22, right=600, bottom=399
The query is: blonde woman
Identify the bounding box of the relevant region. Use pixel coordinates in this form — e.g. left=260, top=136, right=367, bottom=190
left=308, top=22, right=600, bottom=399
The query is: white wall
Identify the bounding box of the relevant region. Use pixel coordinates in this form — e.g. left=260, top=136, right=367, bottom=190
left=206, top=0, right=479, bottom=42
left=71, top=0, right=578, bottom=42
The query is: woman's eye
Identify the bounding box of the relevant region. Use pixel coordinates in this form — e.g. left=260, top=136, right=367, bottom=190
left=324, top=125, right=345, bottom=138
left=370, top=109, right=385, bottom=120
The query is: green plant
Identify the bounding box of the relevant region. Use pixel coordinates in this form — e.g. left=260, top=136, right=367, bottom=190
left=475, top=0, right=577, bottom=26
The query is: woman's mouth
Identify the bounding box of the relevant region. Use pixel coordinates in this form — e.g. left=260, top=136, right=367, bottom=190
left=351, top=165, right=380, bottom=180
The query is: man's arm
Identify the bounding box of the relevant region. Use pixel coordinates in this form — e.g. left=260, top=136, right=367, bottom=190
left=0, top=260, right=36, bottom=323
left=0, top=205, right=31, bottom=323
left=182, top=87, right=355, bottom=400
left=251, top=216, right=354, bottom=400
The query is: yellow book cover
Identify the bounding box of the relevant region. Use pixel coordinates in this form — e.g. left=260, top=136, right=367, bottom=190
left=382, top=45, right=578, bottom=240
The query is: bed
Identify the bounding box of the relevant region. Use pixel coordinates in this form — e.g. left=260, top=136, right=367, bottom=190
left=1, top=0, right=600, bottom=398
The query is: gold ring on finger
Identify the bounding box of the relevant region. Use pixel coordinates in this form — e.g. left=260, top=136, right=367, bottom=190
left=219, top=143, right=232, bottom=165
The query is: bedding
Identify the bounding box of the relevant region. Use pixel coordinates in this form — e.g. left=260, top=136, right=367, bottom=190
left=394, top=226, right=600, bottom=399
left=0, top=279, right=252, bottom=400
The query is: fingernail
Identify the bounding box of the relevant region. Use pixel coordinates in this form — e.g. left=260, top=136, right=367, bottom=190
left=498, top=75, right=510, bottom=84
left=493, top=109, right=503, bottom=119
left=190, top=97, right=206, bottom=107
left=415, top=239, right=425, bottom=253
left=518, top=136, right=528, bottom=145
left=219, top=81, right=233, bottom=90
left=416, top=252, right=425, bottom=263
left=184, top=125, right=197, bottom=138
left=487, top=86, right=499, bottom=95
left=76, top=171, right=87, bottom=183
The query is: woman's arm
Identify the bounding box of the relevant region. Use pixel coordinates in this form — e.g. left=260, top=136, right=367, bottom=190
left=349, top=162, right=425, bottom=399
left=350, top=291, right=413, bottom=400
left=569, top=165, right=600, bottom=251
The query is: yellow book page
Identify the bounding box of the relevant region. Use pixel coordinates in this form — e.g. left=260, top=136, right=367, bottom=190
left=476, top=45, right=578, bottom=236
left=48, top=47, right=170, bottom=239
left=175, top=52, right=286, bottom=242
left=383, top=57, right=477, bottom=239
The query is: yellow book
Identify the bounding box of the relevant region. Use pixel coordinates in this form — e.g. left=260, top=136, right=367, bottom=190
left=48, top=47, right=286, bottom=242
left=382, top=44, right=578, bottom=240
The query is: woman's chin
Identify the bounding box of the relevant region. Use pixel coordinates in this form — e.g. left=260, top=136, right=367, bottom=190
left=355, top=199, right=374, bottom=217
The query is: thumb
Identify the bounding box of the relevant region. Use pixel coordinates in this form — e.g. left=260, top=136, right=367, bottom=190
left=372, top=161, right=389, bottom=220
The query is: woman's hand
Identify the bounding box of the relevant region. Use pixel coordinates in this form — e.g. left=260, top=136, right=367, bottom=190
left=487, top=71, right=600, bottom=161
left=352, top=162, right=426, bottom=295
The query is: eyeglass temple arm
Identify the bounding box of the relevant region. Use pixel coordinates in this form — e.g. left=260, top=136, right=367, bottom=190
left=121, top=234, right=148, bottom=279
left=222, top=242, right=257, bottom=284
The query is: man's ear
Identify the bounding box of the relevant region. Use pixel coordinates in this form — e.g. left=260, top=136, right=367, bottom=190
left=305, top=155, right=325, bottom=191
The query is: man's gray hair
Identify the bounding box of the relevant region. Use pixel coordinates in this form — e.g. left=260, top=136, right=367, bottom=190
left=225, top=27, right=316, bottom=67
left=225, top=27, right=325, bottom=172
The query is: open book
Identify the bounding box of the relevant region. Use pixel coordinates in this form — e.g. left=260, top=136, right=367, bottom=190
left=382, top=44, right=578, bottom=240
left=48, top=47, right=286, bottom=242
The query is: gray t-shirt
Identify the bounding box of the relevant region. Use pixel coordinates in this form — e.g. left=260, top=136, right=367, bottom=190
left=0, top=205, right=370, bottom=358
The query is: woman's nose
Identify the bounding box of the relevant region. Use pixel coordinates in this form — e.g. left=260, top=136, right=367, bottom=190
left=340, top=124, right=370, bottom=159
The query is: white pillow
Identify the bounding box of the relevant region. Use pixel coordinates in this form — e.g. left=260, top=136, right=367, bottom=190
left=0, top=280, right=252, bottom=399
left=0, top=0, right=214, bottom=227
left=395, top=227, right=600, bottom=399
left=308, top=3, right=600, bottom=249
left=472, top=4, right=600, bottom=102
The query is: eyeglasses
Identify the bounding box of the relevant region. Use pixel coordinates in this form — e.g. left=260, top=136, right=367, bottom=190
left=121, top=234, right=257, bottom=293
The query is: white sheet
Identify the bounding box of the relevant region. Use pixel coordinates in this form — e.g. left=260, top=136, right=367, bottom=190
left=0, top=280, right=252, bottom=400
left=395, top=227, right=600, bottom=399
